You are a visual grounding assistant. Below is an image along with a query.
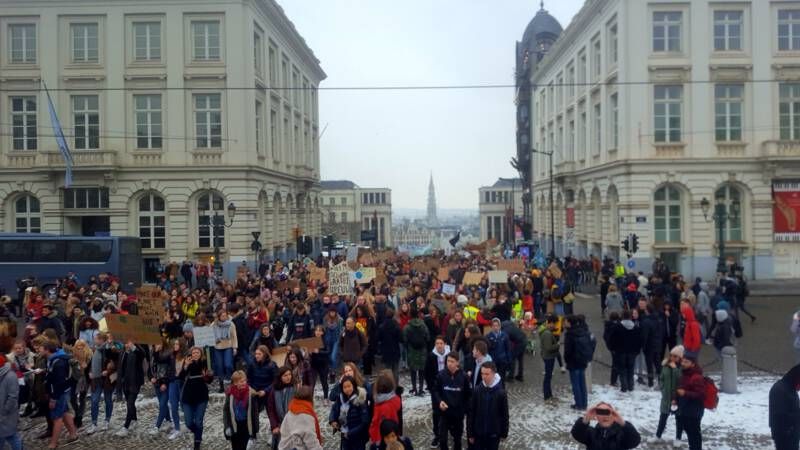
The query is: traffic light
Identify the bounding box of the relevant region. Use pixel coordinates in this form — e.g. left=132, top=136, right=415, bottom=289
left=621, top=237, right=630, bottom=252
left=631, top=234, right=639, bottom=254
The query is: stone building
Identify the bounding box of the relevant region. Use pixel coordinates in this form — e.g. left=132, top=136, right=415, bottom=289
left=319, top=180, right=392, bottom=248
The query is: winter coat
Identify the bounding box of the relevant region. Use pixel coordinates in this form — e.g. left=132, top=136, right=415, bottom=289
left=502, top=320, right=528, bottom=358
left=267, top=383, right=295, bottom=429
left=611, top=320, right=643, bottom=356
left=712, top=310, right=734, bottom=350
left=308, top=301, right=325, bottom=329
left=287, top=312, right=312, bottom=342
left=605, top=293, right=624, bottom=315
left=377, top=318, right=402, bottom=365
left=369, top=393, right=402, bottom=444
left=677, top=365, right=705, bottom=420
left=564, top=324, right=592, bottom=370
left=324, top=318, right=343, bottom=353
left=570, top=418, right=641, bottom=450
left=491, top=301, right=512, bottom=322
left=232, top=313, right=252, bottom=355
left=0, top=361, right=19, bottom=438
left=339, top=328, right=367, bottom=364
left=659, top=364, right=681, bottom=414
left=680, top=304, right=702, bottom=354
left=278, top=411, right=323, bottom=450
left=247, top=359, right=277, bottom=392
left=149, top=350, right=176, bottom=388
left=486, top=330, right=511, bottom=365
left=403, top=319, right=430, bottom=370
left=118, top=347, right=146, bottom=393
left=432, top=368, right=470, bottom=419
left=179, top=359, right=211, bottom=405
left=222, top=388, right=260, bottom=439
left=329, top=386, right=370, bottom=445
left=424, top=345, right=451, bottom=389
left=539, top=328, right=560, bottom=360
left=769, top=364, right=800, bottom=441
left=467, top=373, right=509, bottom=439
left=45, top=349, right=72, bottom=398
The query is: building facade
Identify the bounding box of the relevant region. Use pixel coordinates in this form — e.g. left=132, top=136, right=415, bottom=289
left=393, top=219, right=433, bottom=250
left=0, top=0, right=325, bottom=278
left=320, top=180, right=392, bottom=248
left=525, top=0, right=800, bottom=279
left=479, top=178, right=524, bottom=243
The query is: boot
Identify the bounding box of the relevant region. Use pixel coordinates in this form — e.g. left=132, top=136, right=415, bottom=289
left=20, top=403, right=34, bottom=417
left=218, top=378, right=225, bottom=394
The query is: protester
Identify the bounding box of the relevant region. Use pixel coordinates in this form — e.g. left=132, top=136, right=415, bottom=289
left=309, top=325, right=331, bottom=401
left=466, top=362, right=508, bottom=450
left=486, top=318, right=511, bottom=381
left=148, top=341, right=174, bottom=436
left=267, top=366, right=296, bottom=449
left=424, top=336, right=450, bottom=447
left=403, top=311, right=429, bottom=395
left=571, top=402, right=641, bottom=449
left=676, top=355, right=705, bottom=450
left=329, top=375, right=370, bottom=450
left=223, top=370, right=259, bottom=450
left=278, top=385, right=322, bottom=450
left=44, top=340, right=79, bottom=449
left=432, top=351, right=469, bottom=450
left=369, top=371, right=403, bottom=449
left=377, top=309, right=403, bottom=386
left=179, top=346, right=212, bottom=450
left=651, top=345, right=684, bottom=444
left=564, top=315, right=593, bottom=410
left=0, top=346, right=20, bottom=450
left=340, top=317, right=367, bottom=367
left=87, top=332, right=115, bottom=434
left=379, top=419, right=414, bottom=450
left=769, top=364, right=800, bottom=450
left=540, top=315, right=559, bottom=401
left=212, top=310, right=239, bottom=393
left=115, top=339, right=145, bottom=436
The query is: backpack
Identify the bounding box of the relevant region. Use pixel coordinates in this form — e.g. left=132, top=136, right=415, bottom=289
left=703, top=376, right=719, bottom=410
left=407, top=325, right=427, bottom=349
left=575, top=332, right=597, bottom=365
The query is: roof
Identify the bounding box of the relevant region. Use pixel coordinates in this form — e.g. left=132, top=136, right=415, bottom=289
left=320, top=180, right=358, bottom=190
left=522, top=7, right=563, bottom=46
left=491, top=178, right=522, bottom=188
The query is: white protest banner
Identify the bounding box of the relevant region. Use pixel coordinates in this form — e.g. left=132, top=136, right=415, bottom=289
left=328, top=262, right=353, bottom=295
left=442, top=283, right=456, bottom=295
left=192, top=326, right=216, bottom=348
left=346, top=246, right=358, bottom=262
left=354, top=267, right=376, bottom=284
left=488, top=270, right=509, bottom=284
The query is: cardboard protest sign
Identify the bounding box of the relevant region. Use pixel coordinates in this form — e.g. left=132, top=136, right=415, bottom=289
left=438, top=267, right=450, bottom=281
left=396, top=288, right=409, bottom=300
left=288, top=336, right=323, bottom=352
left=375, top=269, right=388, bottom=286
left=442, top=283, right=456, bottom=295
left=489, top=270, right=509, bottom=284
left=105, top=314, right=162, bottom=346
left=354, top=267, right=376, bottom=284
left=271, top=346, right=288, bottom=366
left=137, top=298, right=163, bottom=328
left=309, top=267, right=327, bottom=282
left=192, top=326, right=216, bottom=348
left=462, top=272, right=485, bottom=285
left=394, top=275, right=411, bottom=286
left=411, top=261, right=428, bottom=273
left=497, top=259, right=525, bottom=273
left=432, top=299, right=448, bottom=314
left=328, top=262, right=353, bottom=295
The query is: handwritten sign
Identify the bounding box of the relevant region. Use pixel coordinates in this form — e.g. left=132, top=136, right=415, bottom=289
left=463, top=272, right=485, bottom=285
left=105, top=314, right=162, bottom=346
left=309, top=267, right=327, bottom=282
left=328, top=262, right=352, bottom=296
left=497, top=259, right=525, bottom=273
left=354, top=267, right=376, bottom=284
left=489, top=270, right=509, bottom=284
left=192, top=326, right=216, bottom=348
left=269, top=336, right=323, bottom=365
left=438, top=267, right=450, bottom=281
left=442, top=283, right=456, bottom=295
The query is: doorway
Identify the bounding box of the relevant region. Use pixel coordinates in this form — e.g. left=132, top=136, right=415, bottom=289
left=81, top=216, right=110, bottom=236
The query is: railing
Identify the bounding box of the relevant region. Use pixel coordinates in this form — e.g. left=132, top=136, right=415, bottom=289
left=131, top=151, right=162, bottom=166
left=5, top=152, right=37, bottom=168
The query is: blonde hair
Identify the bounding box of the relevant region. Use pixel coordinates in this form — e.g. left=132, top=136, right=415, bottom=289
left=71, top=339, right=93, bottom=367
left=231, top=370, right=247, bottom=384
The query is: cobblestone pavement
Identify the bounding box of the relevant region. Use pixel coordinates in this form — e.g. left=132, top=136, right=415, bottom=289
left=21, top=293, right=792, bottom=449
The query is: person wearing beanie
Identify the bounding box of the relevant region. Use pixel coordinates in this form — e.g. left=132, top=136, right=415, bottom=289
left=650, top=345, right=684, bottom=444
left=456, top=295, right=468, bottom=307
left=378, top=419, right=413, bottom=450
left=711, top=310, right=734, bottom=354
left=676, top=355, right=705, bottom=450
left=769, top=364, right=800, bottom=450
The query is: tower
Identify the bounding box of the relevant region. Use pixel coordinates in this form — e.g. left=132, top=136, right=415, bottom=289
left=427, top=173, right=438, bottom=226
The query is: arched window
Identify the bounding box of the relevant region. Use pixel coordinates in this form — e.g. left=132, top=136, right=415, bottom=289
left=654, top=186, right=682, bottom=243
left=715, top=185, right=742, bottom=241
left=198, top=192, right=225, bottom=248
left=15, top=195, right=40, bottom=233
left=138, top=193, right=165, bottom=249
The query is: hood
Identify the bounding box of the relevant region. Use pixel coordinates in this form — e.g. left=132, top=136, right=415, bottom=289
left=782, top=364, right=800, bottom=386
left=715, top=309, right=729, bottom=323
left=482, top=372, right=502, bottom=389
left=375, top=392, right=398, bottom=405
left=343, top=386, right=367, bottom=406
left=621, top=320, right=635, bottom=330
left=47, top=348, right=68, bottom=362
left=680, top=303, right=697, bottom=322
left=699, top=282, right=709, bottom=292
left=716, top=300, right=731, bottom=312
left=432, top=345, right=451, bottom=357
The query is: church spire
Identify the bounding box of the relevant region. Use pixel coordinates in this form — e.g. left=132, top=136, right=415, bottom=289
left=427, top=172, right=438, bottom=226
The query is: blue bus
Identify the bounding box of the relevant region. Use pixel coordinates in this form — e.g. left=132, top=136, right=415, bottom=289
left=0, top=234, right=142, bottom=295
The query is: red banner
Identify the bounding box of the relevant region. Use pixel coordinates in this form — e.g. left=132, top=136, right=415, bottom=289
left=774, top=181, right=800, bottom=241
left=565, top=207, right=575, bottom=228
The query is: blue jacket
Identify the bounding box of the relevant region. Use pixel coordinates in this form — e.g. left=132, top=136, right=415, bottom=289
left=486, top=330, right=511, bottom=364
left=247, top=359, right=277, bottom=392
left=309, top=300, right=325, bottom=328
left=45, top=349, right=72, bottom=397
left=328, top=385, right=370, bottom=444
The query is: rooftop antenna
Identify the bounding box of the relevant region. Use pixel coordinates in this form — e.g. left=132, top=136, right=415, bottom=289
left=540, top=1, right=544, bottom=10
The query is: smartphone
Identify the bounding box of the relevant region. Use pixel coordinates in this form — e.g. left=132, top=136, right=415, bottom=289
left=595, top=408, right=611, bottom=416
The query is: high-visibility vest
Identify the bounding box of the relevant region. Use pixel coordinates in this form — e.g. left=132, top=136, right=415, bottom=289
left=614, top=264, right=626, bottom=278
left=463, top=305, right=479, bottom=321
left=512, top=301, right=523, bottom=320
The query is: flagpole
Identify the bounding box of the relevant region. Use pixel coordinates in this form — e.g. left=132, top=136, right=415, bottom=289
left=42, top=79, right=74, bottom=235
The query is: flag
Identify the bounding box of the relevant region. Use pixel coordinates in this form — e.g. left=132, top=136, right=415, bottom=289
left=448, top=231, right=461, bottom=247
left=43, top=82, right=73, bottom=187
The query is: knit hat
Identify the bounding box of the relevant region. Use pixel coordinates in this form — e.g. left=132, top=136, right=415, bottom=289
left=491, top=317, right=501, bottom=325
left=684, top=354, right=698, bottom=363
left=670, top=345, right=685, bottom=359
left=715, top=309, right=729, bottom=323
left=182, top=321, right=194, bottom=333
left=456, top=295, right=468, bottom=306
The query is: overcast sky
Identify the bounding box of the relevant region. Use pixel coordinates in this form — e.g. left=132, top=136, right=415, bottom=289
left=279, top=1, right=583, bottom=210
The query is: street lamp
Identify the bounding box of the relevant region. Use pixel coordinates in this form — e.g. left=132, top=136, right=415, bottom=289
left=700, top=196, right=740, bottom=275
left=531, top=148, right=555, bottom=260
left=205, top=201, right=236, bottom=276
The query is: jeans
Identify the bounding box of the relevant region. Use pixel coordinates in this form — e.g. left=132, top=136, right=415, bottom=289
left=0, top=433, right=22, bottom=450
left=656, top=412, right=682, bottom=439
left=213, top=348, right=234, bottom=380
left=681, top=416, right=702, bottom=450
left=90, top=388, right=113, bottom=425
left=168, top=381, right=181, bottom=431
left=155, top=385, right=171, bottom=429
left=619, top=353, right=636, bottom=392
left=124, top=387, right=140, bottom=428
left=439, top=414, right=463, bottom=450
left=182, top=401, right=208, bottom=444
left=509, top=352, right=524, bottom=379
left=542, top=358, right=555, bottom=400
left=568, top=368, right=587, bottom=409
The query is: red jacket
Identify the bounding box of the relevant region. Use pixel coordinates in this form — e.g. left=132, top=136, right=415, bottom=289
left=680, top=304, right=702, bottom=353
left=369, top=393, right=401, bottom=444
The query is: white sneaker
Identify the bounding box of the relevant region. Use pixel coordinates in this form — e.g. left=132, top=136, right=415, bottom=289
left=85, top=424, right=97, bottom=435
left=646, top=436, right=662, bottom=444
left=114, top=427, right=129, bottom=437
left=148, top=426, right=160, bottom=435
left=100, top=421, right=110, bottom=432
left=168, top=430, right=181, bottom=440
left=560, top=367, right=567, bottom=374
left=128, top=420, right=137, bottom=432
left=246, top=439, right=256, bottom=450
left=673, top=439, right=684, bottom=448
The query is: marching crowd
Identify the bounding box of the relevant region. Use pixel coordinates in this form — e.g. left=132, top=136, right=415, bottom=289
left=0, top=250, right=795, bottom=450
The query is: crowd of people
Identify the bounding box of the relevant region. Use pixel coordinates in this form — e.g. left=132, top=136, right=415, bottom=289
left=0, top=248, right=790, bottom=450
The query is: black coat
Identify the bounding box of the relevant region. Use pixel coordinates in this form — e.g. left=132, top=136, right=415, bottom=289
left=467, top=375, right=509, bottom=439
left=769, top=365, right=800, bottom=440
left=432, top=368, right=470, bottom=419
left=610, top=322, right=642, bottom=356
left=564, top=324, right=593, bottom=370
left=376, top=319, right=402, bottom=365
left=570, top=418, right=641, bottom=450
left=640, top=314, right=664, bottom=355
left=502, top=321, right=528, bottom=358
left=118, top=347, right=145, bottom=392
left=328, top=386, right=370, bottom=445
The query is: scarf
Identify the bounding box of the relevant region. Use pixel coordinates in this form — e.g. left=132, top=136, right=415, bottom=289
left=288, top=398, right=322, bottom=445
left=338, top=394, right=352, bottom=434
left=214, top=319, right=233, bottom=341
left=227, top=383, right=250, bottom=421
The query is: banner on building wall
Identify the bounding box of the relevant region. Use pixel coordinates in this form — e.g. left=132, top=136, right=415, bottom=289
left=565, top=207, right=575, bottom=228
left=774, top=181, right=800, bottom=242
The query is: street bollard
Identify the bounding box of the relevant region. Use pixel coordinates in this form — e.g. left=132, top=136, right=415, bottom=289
left=721, top=346, right=738, bottom=394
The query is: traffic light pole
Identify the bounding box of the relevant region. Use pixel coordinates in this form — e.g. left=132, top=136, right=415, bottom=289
left=531, top=148, right=555, bottom=260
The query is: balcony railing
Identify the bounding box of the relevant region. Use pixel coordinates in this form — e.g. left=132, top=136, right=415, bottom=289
left=653, top=142, right=686, bottom=158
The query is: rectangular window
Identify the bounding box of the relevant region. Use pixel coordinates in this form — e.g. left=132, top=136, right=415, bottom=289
left=63, top=188, right=110, bottom=209
left=556, top=75, right=563, bottom=109
left=268, top=44, right=277, bottom=85
left=592, top=37, right=601, bottom=79
left=654, top=85, right=682, bottom=143
left=779, top=10, right=800, bottom=51
left=134, top=94, right=162, bottom=149
left=608, top=23, right=618, bottom=66
left=255, top=100, right=264, bottom=153
left=610, top=93, right=619, bottom=149
left=715, top=84, right=743, bottom=142
left=72, top=95, right=99, bottom=150
left=568, top=119, right=575, bottom=160
left=713, top=11, right=743, bottom=51
left=566, top=62, right=575, bottom=98
left=653, top=11, right=682, bottom=53
left=192, top=21, right=220, bottom=61
left=270, top=109, right=278, bottom=159
left=593, top=103, right=602, bottom=154
left=579, top=104, right=587, bottom=159
left=254, top=31, right=264, bottom=77
left=577, top=49, right=587, bottom=86
left=9, top=24, right=36, bottom=64
left=341, top=212, right=347, bottom=222
left=283, top=116, right=289, bottom=158
left=293, top=124, right=300, bottom=164
left=780, top=83, right=800, bottom=140
left=282, top=57, right=289, bottom=95
left=194, top=94, right=221, bottom=148
left=292, top=70, right=299, bottom=107
left=133, top=22, right=161, bottom=61
left=11, top=96, right=37, bottom=150
left=71, top=23, right=99, bottom=63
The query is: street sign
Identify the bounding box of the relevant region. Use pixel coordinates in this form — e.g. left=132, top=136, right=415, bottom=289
left=251, top=231, right=261, bottom=240
left=636, top=216, right=647, bottom=224
left=627, top=259, right=636, bottom=269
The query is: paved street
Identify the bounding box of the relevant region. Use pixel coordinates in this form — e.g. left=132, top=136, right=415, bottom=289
left=20, top=292, right=794, bottom=449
